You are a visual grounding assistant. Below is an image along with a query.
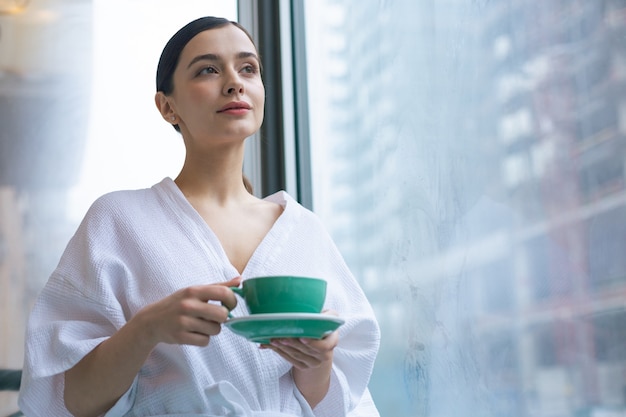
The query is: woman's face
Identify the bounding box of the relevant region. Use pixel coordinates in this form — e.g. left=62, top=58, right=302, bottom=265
left=165, top=24, right=265, bottom=146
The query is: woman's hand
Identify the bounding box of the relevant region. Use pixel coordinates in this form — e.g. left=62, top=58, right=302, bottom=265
left=136, top=276, right=241, bottom=347
left=64, top=276, right=241, bottom=417
left=260, top=310, right=339, bottom=408
left=260, top=331, right=338, bottom=370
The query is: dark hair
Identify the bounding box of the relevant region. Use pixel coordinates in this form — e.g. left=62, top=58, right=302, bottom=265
left=156, top=16, right=255, bottom=95
left=156, top=17, right=257, bottom=134
left=156, top=17, right=257, bottom=194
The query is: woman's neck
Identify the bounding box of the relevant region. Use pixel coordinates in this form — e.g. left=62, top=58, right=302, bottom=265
left=174, top=145, right=252, bottom=206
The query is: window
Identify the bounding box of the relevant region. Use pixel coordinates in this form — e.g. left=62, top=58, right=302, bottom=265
left=0, top=2, right=237, bottom=413
left=301, top=0, right=626, bottom=415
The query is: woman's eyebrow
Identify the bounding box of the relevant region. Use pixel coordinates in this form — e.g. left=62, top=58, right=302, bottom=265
left=186, top=52, right=260, bottom=69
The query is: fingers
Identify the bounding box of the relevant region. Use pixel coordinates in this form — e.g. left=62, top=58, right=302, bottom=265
left=219, top=276, right=243, bottom=288
left=182, top=284, right=238, bottom=311
left=182, top=277, right=241, bottom=312
left=266, top=345, right=313, bottom=370
left=176, top=302, right=233, bottom=346
left=186, top=313, right=223, bottom=335
left=299, top=330, right=339, bottom=352
left=260, top=331, right=339, bottom=370
left=175, top=320, right=218, bottom=346
left=200, top=302, right=232, bottom=324
left=321, top=309, right=339, bottom=317
left=262, top=340, right=320, bottom=369
left=218, top=277, right=242, bottom=311
left=138, top=280, right=242, bottom=347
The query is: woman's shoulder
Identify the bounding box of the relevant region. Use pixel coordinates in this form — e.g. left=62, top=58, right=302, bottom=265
left=81, top=180, right=171, bottom=229
left=91, top=178, right=174, bottom=210
left=264, top=190, right=333, bottom=237
left=264, top=190, right=318, bottom=220
left=88, top=187, right=153, bottom=215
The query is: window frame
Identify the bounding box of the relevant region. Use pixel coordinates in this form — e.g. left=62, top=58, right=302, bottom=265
left=239, top=0, right=312, bottom=207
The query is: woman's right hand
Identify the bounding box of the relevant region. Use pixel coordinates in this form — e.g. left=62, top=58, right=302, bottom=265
left=65, top=276, right=242, bottom=417
left=134, top=276, right=241, bottom=347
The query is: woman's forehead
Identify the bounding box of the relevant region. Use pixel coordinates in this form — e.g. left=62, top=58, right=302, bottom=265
left=179, top=25, right=257, bottom=64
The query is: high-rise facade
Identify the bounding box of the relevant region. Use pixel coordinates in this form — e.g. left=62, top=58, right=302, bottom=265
left=308, top=0, right=626, bottom=415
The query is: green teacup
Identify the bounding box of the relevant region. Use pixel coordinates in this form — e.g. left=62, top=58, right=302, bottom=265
left=231, top=276, right=327, bottom=315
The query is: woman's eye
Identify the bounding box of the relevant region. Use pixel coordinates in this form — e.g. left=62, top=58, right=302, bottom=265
left=241, top=64, right=258, bottom=74
left=198, top=66, right=218, bottom=75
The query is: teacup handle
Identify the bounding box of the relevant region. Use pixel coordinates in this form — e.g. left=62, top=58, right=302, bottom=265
left=225, top=286, right=244, bottom=319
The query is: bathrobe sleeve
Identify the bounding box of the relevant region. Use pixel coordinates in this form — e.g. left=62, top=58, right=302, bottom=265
left=259, top=193, right=381, bottom=417
left=18, top=193, right=141, bottom=416
left=311, top=232, right=380, bottom=417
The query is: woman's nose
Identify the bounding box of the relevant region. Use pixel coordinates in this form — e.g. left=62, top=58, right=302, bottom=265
left=226, top=85, right=243, bottom=95
left=224, top=74, right=244, bottom=96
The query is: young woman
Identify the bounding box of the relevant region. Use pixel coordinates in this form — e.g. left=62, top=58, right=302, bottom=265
left=19, top=17, right=380, bottom=417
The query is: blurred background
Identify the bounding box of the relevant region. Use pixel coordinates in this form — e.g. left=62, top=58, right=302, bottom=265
left=2, top=1, right=626, bottom=416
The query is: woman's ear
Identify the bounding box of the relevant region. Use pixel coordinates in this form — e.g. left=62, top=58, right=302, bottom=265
left=155, top=92, right=177, bottom=125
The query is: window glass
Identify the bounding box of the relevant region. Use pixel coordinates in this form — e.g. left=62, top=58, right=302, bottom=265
left=70, top=0, right=238, bottom=220
left=304, top=1, right=626, bottom=415
left=0, top=2, right=236, bottom=413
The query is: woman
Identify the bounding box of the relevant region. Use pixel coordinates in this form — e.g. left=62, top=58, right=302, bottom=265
left=18, top=17, right=380, bottom=417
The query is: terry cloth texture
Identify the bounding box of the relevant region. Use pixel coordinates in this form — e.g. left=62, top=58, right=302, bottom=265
left=19, top=178, right=380, bottom=417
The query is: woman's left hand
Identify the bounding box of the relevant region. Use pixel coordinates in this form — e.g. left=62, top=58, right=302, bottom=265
left=259, top=309, right=339, bottom=370
left=259, top=310, right=339, bottom=407
left=260, top=329, right=339, bottom=370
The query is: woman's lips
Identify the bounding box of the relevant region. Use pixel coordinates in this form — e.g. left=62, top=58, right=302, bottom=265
left=218, top=101, right=251, bottom=114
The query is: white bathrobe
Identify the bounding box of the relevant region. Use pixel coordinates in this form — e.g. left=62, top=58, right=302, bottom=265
left=18, top=178, right=380, bottom=417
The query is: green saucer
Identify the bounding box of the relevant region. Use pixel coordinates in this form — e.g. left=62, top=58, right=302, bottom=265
left=224, top=313, right=344, bottom=344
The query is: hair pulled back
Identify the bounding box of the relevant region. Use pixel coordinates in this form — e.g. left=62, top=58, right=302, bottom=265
left=155, top=17, right=257, bottom=194
left=156, top=16, right=231, bottom=95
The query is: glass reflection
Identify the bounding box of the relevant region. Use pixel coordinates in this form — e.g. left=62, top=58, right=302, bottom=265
left=306, top=0, right=626, bottom=416
left=0, top=1, right=236, bottom=414
left=0, top=2, right=92, bottom=413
